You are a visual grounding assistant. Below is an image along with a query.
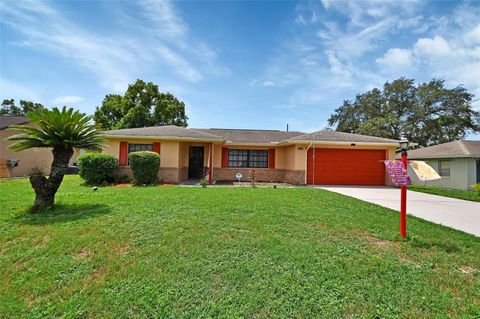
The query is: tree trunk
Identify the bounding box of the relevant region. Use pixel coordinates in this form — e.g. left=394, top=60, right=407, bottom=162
left=29, top=146, right=73, bottom=213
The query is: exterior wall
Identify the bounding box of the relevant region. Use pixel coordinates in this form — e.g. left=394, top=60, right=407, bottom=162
left=102, top=138, right=397, bottom=186
left=105, top=138, right=181, bottom=183
left=213, top=168, right=304, bottom=184
left=408, top=158, right=478, bottom=190
left=212, top=144, right=305, bottom=184
left=102, top=138, right=180, bottom=168
left=0, top=128, right=53, bottom=178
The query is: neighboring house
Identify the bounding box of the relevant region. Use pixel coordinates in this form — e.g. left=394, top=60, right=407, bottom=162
left=101, top=125, right=399, bottom=185
left=0, top=116, right=81, bottom=178
left=405, top=140, right=480, bottom=190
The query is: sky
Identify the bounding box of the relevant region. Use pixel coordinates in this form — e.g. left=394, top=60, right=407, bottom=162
left=1, top=0, right=479, bottom=137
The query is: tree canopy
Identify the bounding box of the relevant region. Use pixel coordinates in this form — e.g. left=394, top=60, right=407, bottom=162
left=93, top=80, right=188, bottom=130
left=1, top=99, right=45, bottom=116
left=328, top=78, right=480, bottom=146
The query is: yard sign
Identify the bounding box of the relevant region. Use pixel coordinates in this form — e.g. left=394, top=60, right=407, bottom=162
left=384, top=160, right=411, bottom=186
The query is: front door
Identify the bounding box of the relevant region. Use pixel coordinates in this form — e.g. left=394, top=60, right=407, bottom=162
left=188, top=146, right=204, bottom=179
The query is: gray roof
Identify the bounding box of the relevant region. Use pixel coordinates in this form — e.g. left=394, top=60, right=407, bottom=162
left=102, top=125, right=400, bottom=145
left=0, top=116, right=28, bottom=130
left=194, top=128, right=305, bottom=144
left=289, top=130, right=399, bottom=144
left=406, top=140, right=480, bottom=159
left=102, top=125, right=223, bottom=140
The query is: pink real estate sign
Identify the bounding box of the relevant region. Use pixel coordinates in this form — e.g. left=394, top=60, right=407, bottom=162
left=384, top=160, right=411, bottom=186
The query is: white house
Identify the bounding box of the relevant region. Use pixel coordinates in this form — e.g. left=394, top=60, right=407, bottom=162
left=405, top=140, right=480, bottom=190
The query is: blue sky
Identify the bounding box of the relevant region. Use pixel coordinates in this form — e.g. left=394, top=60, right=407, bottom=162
left=1, top=0, right=479, bottom=137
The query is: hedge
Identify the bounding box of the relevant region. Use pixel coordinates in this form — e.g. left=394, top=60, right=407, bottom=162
left=78, top=153, right=118, bottom=185
left=128, top=151, right=160, bottom=185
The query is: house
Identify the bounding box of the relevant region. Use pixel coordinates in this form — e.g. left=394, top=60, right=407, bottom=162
left=404, top=140, right=480, bottom=190
left=0, top=116, right=81, bottom=178
left=100, top=125, right=399, bottom=185
left=0, top=116, right=53, bottom=178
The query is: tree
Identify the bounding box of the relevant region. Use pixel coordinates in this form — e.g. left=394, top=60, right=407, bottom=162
left=8, top=107, right=104, bottom=212
left=1, top=99, right=45, bottom=116
left=328, top=78, right=480, bottom=146
left=93, top=80, right=188, bottom=129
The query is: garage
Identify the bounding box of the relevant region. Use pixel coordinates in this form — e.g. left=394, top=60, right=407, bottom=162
left=307, top=148, right=386, bottom=186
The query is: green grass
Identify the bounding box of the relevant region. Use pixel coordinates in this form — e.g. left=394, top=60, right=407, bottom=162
left=409, top=185, right=480, bottom=202
left=1, top=176, right=479, bottom=319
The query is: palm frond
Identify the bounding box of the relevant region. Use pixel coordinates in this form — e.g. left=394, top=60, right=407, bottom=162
left=7, top=107, right=105, bottom=152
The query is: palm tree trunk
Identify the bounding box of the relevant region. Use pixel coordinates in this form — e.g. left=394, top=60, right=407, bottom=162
left=29, top=146, right=74, bottom=212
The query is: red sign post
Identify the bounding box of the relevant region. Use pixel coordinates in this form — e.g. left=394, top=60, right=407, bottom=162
left=400, top=152, right=408, bottom=238
left=384, top=141, right=410, bottom=238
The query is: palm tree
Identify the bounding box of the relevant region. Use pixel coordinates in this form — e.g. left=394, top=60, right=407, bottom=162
left=8, top=107, right=104, bottom=212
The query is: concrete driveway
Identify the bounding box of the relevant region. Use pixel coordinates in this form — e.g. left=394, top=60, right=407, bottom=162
left=320, top=186, right=480, bottom=237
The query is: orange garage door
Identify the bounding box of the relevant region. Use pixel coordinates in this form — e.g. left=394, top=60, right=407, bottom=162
left=307, top=148, right=386, bottom=186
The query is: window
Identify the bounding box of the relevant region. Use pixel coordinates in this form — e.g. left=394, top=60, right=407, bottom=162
left=128, top=143, right=152, bottom=153
left=438, top=160, right=450, bottom=177
left=228, top=149, right=268, bottom=168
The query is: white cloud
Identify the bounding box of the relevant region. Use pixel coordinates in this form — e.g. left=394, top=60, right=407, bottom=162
left=253, top=0, right=480, bottom=121
left=0, top=0, right=226, bottom=91
left=262, top=80, right=277, bottom=87
left=137, top=0, right=187, bottom=40
left=53, top=96, right=83, bottom=105
left=376, top=48, right=415, bottom=67
left=463, top=24, right=480, bottom=46
left=413, top=36, right=452, bottom=58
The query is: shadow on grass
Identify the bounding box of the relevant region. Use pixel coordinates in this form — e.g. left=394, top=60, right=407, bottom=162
left=13, top=203, right=112, bottom=225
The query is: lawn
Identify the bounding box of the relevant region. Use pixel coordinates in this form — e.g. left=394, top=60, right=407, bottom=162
left=409, top=185, right=480, bottom=202
left=0, top=176, right=479, bottom=319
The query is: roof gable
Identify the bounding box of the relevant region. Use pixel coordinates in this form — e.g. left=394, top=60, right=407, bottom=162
left=407, top=140, right=480, bottom=159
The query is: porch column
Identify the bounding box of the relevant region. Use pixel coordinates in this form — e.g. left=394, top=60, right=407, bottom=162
left=209, top=143, right=213, bottom=184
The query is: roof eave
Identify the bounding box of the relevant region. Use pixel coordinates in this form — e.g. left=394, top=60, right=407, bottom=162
left=224, top=141, right=281, bottom=146
left=282, top=139, right=399, bottom=146
left=407, top=155, right=480, bottom=160
left=102, top=134, right=225, bottom=143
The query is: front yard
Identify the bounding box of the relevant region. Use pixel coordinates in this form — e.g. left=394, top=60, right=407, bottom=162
left=408, top=184, right=480, bottom=202
left=0, top=176, right=479, bottom=318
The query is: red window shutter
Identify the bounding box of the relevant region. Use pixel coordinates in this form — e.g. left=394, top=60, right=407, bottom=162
left=119, top=141, right=128, bottom=166
left=153, top=142, right=161, bottom=154
left=221, top=147, right=228, bottom=168
left=269, top=148, right=275, bottom=169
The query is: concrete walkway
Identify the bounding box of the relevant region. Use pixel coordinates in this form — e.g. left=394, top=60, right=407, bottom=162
left=319, top=186, right=480, bottom=237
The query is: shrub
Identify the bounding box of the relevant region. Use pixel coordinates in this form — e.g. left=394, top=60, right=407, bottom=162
left=78, top=153, right=118, bottom=185
left=199, top=178, right=208, bottom=188
left=471, top=183, right=480, bottom=194
left=129, top=151, right=160, bottom=185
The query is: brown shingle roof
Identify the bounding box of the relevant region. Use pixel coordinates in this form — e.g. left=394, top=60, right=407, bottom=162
left=406, top=140, right=480, bottom=159
left=0, top=116, right=28, bottom=130
left=289, top=130, right=399, bottom=144
left=102, top=125, right=224, bottom=140
left=194, top=128, right=305, bottom=144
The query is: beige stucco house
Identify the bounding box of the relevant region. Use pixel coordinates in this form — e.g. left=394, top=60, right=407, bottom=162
left=0, top=116, right=83, bottom=178
left=405, top=140, right=480, bottom=190
left=101, top=125, right=399, bottom=185
left=0, top=116, right=53, bottom=178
